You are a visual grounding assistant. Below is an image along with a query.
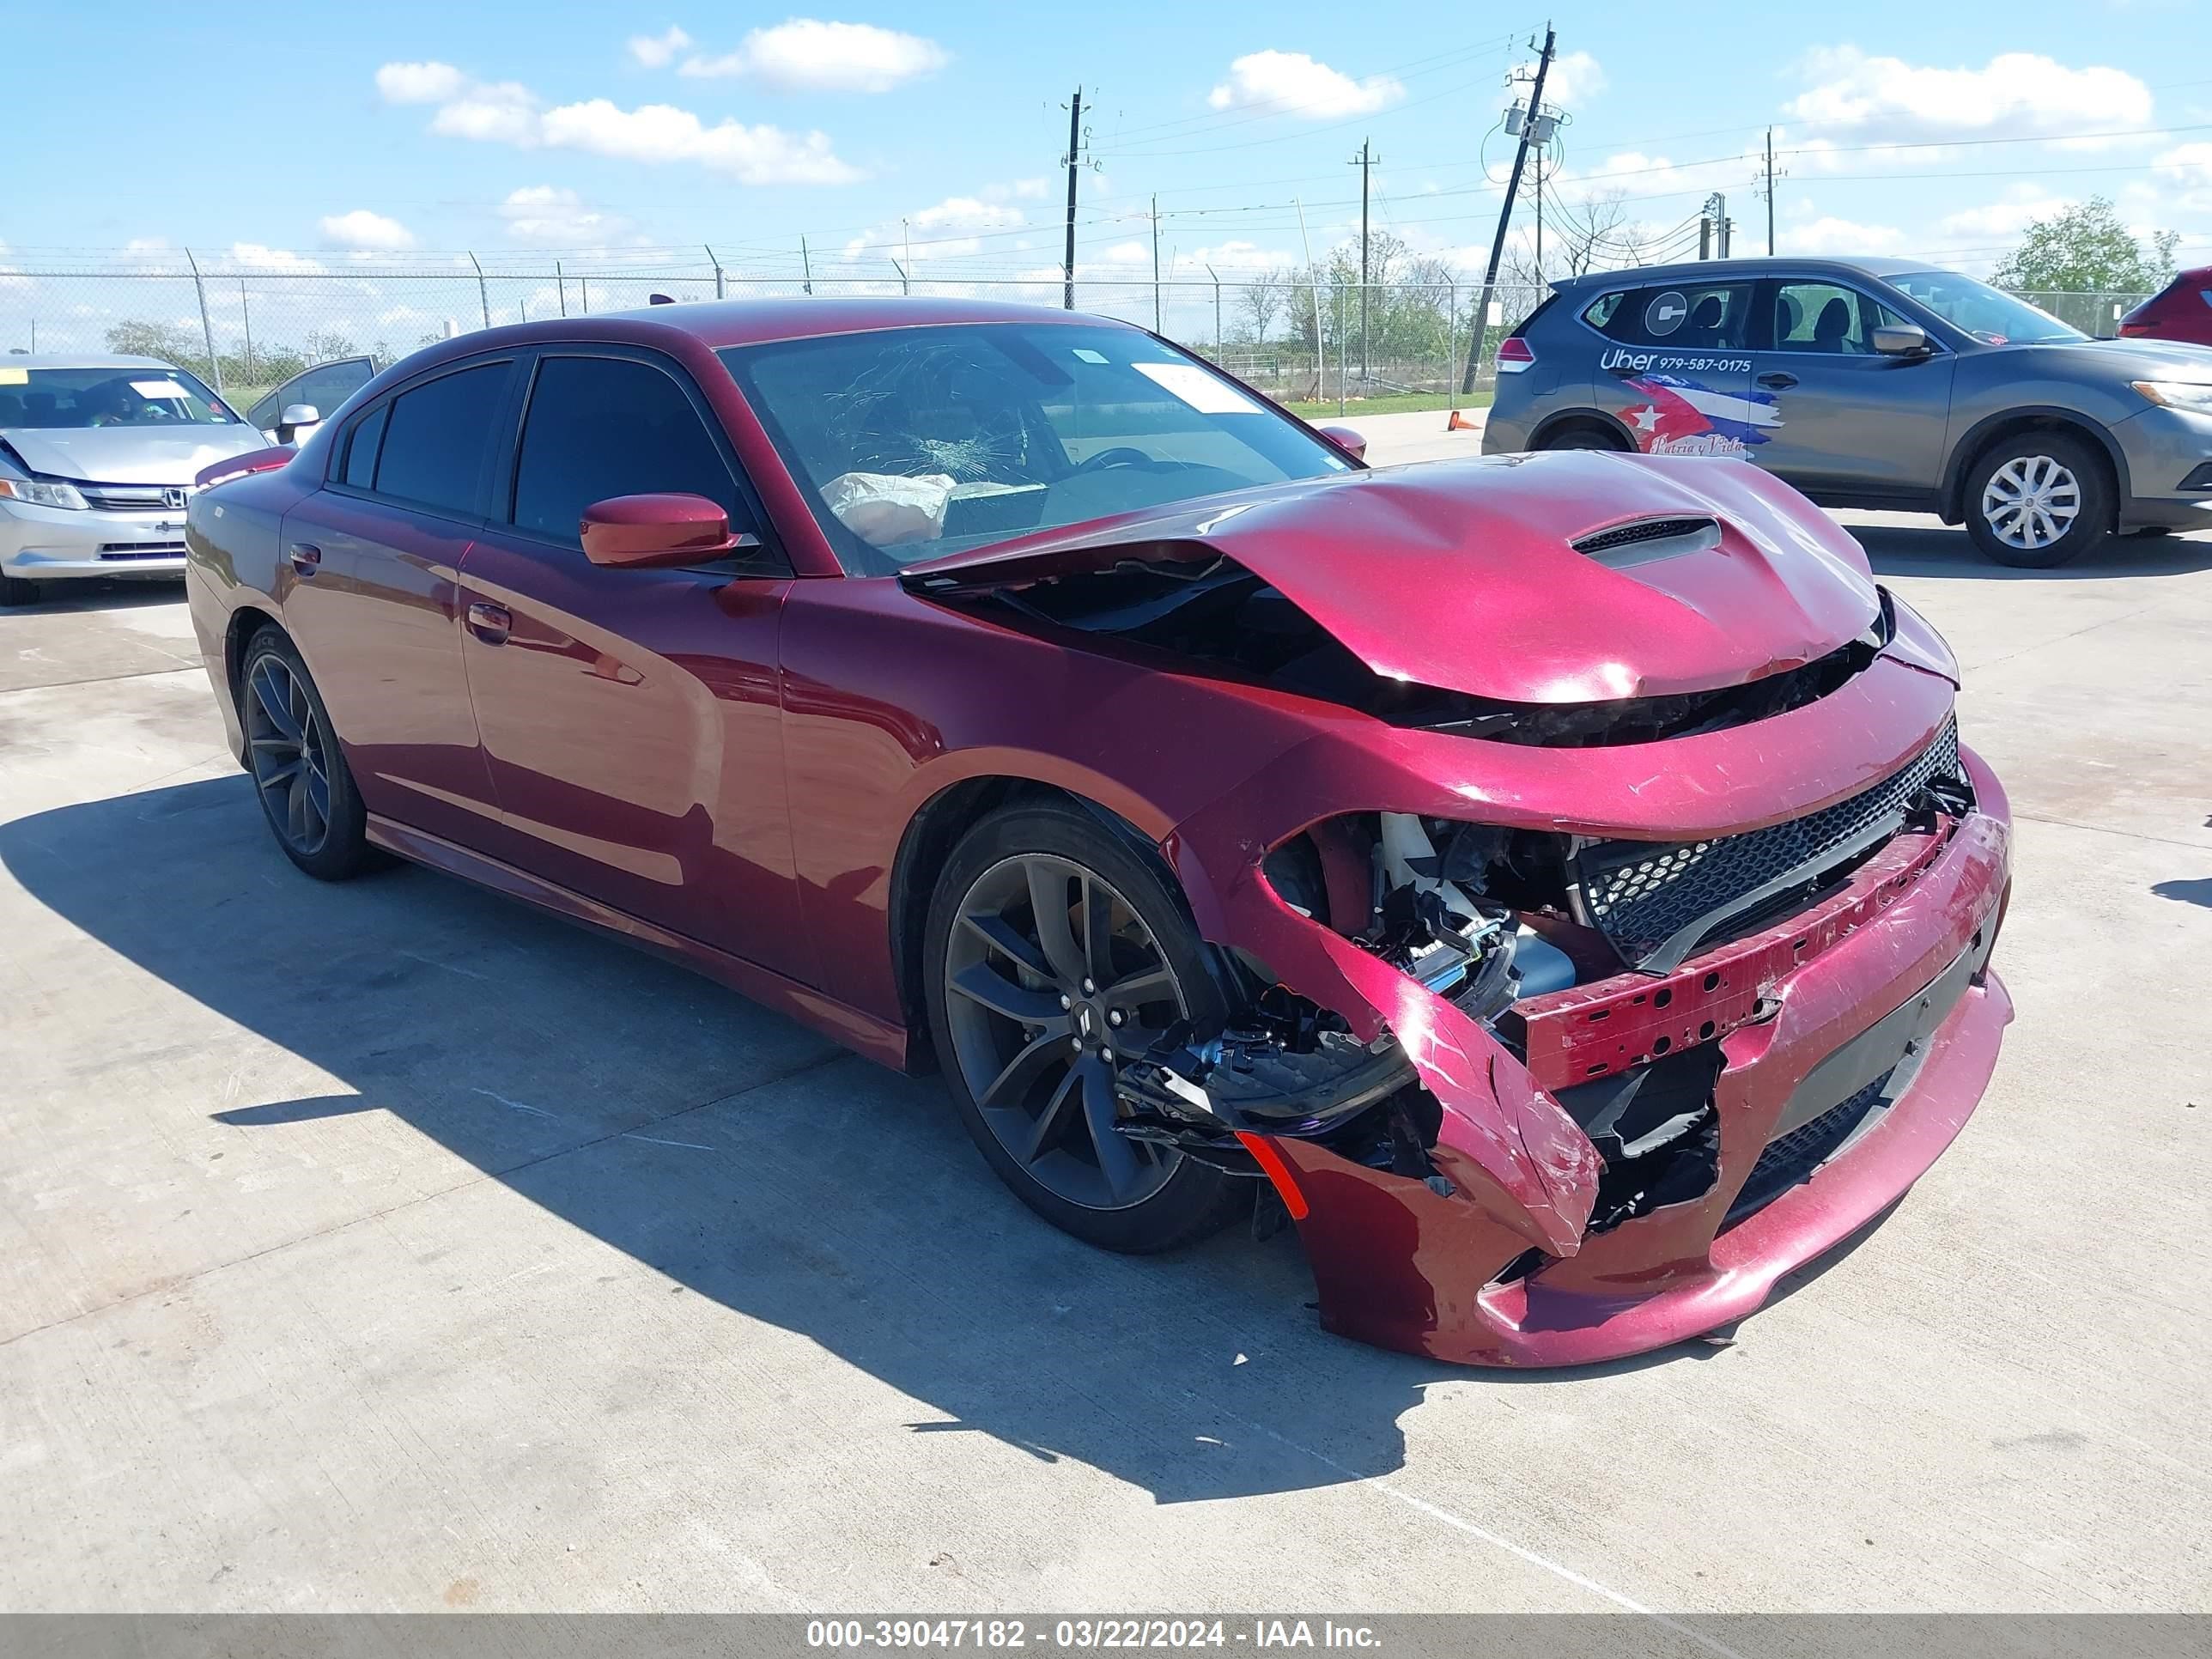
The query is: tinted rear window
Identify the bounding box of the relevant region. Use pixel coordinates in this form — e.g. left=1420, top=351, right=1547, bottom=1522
left=1601, top=282, right=1754, bottom=349
left=372, top=362, right=510, bottom=518
left=341, top=403, right=388, bottom=489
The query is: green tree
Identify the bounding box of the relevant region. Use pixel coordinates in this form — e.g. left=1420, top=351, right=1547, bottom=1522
left=1991, top=196, right=2179, bottom=293
left=104, top=319, right=204, bottom=362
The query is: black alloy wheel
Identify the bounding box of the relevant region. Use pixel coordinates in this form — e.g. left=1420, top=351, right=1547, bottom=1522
left=239, top=632, right=370, bottom=880
left=925, top=804, right=1248, bottom=1253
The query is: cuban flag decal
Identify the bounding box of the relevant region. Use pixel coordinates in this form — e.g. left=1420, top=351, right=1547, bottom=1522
left=1621, top=373, right=1783, bottom=457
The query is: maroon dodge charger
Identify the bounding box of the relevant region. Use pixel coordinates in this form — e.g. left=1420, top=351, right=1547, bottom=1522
left=185, top=298, right=2013, bottom=1365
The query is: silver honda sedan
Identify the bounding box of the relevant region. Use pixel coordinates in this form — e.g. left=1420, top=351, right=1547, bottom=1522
left=0, top=356, right=276, bottom=605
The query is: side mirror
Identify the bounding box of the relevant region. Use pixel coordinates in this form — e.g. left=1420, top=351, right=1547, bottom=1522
left=1316, top=422, right=1368, bottom=461
left=274, top=404, right=321, bottom=444
left=1872, top=324, right=1931, bottom=357
left=580, top=493, right=758, bottom=568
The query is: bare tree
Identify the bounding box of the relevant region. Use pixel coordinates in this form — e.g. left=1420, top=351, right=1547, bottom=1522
left=1551, top=189, right=1652, bottom=276
left=1234, top=271, right=1287, bottom=344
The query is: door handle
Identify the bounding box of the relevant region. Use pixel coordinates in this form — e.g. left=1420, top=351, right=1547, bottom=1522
left=288, top=543, right=321, bottom=574
left=1607, top=364, right=1641, bottom=379
left=1757, top=371, right=1799, bottom=390
left=465, top=600, right=511, bottom=644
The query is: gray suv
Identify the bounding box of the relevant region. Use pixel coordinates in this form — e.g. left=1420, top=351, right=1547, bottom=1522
left=1482, top=256, right=2212, bottom=567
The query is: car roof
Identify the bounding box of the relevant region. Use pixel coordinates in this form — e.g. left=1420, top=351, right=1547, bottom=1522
left=0, top=353, right=190, bottom=371
left=1552, top=256, right=1943, bottom=291
left=494, top=295, right=1143, bottom=352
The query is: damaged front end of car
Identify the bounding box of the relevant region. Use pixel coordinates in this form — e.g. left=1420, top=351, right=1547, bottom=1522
left=905, top=453, right=2015, bottom=1364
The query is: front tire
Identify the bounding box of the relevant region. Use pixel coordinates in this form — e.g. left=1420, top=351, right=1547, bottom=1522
left=1964, top=433, right=2113, bottom=568
left=1540, top=422, right=1627, bottom=452
left=923, top=800, right=1248, bottom=1254
left=0, top=574, right=40, bottom=607
left=238, top=630, right=372, bottom=880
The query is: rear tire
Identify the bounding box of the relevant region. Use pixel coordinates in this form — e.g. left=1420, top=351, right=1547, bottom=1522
left=238, top=630, right=372, bottom=881
left=0, top=574, right=40, bottom=607
left=923, top=799, right=1249, bottom=1255
left=1540, top=422, right=1627, bottom=453
left=1963, top=432, right=2113, bottom=568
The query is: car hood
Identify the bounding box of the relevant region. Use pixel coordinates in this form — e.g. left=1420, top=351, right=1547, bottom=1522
left=902, top=451, right=1881, bottom=704
left=0, top=425, right=268, bottom=485
left=2033, top=336, right=2212, bottom=380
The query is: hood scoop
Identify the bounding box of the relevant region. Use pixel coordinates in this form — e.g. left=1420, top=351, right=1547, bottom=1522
left=902, top=452, right=1880, bottom=705
left=1571, top=515, right=1721, bottom=568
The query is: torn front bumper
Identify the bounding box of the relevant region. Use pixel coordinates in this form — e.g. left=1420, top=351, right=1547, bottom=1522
left=1166, top=720, right=2014, bottom=1367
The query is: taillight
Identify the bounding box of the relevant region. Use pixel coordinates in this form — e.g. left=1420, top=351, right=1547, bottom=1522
left=1497, top=336, right=1535, bottom=373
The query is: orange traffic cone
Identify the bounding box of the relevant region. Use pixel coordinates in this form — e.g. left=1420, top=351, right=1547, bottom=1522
left=1446, top=408, right=1480, bottom=433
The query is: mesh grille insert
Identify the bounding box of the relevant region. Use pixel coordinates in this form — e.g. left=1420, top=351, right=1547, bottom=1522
left=1576, top=717, right=1961, bottom=968
left=1727, top=1068, right=1894, bottom=1224
left=1571, top=516, right=1717, bottom=556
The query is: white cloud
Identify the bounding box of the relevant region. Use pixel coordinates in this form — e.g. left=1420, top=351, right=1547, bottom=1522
left=1177, top=239, right=1295, bottom=275
left=224, top=244, right=331, bottom=275
left=384, top=64, right=861, bottom=185
left=842, top=192, right=1025, bottom=262
left=1540, top=52, right=1606, bottom=108
left=678, top=20, right=948, bottom=93
left=319, top=209, right=417, bottom=251
left=1777, top=216, right=1905, bottom=256
left=1556, top=149, right=1736, bottom=202
left=1939, top=185, right=2077, bottom=240
left=1784, top=48, right=2153, bottom=147
left=628, top=27, right=692, bottom=69
left=497, top=185, right=629, bottom=244
left=2156, top=141, right=2212, bottom=190
left=1206, top=51, right=1403, bottom=119
left=375, top=60, right=467, bottom=104
left=428, top=80, right=542, bottom=144
left=538, top=99, right=859, bottom=185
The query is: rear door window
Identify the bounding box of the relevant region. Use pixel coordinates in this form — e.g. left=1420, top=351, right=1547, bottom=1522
left=507, top=354, right=753, bottom=549
left=339, top=402, right=388, bottom=489
left=370, top=362, right=512, bottom=519
left=1771, top=282, right=1876, bottom=354
left=1603, top=282, right=1754, bottom=350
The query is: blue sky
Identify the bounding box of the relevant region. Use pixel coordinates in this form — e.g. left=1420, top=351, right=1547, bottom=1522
left=4, top=1, right=2209, bottom=297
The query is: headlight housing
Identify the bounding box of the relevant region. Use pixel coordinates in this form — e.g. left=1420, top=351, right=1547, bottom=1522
left=2131, top=380, right=2212, bottom=416
left=0, top=477, right=90, bottom=510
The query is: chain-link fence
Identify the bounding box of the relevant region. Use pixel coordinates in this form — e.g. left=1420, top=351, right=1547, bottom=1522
left=0, top=252, right=2154, bottom=418
left=2002, top=289, right=2152, bottom=336
left=0, top=255, right=1550, bottom=413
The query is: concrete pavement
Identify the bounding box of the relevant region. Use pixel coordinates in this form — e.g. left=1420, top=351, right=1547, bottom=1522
left=2, top=455, right=2208, bottom=1613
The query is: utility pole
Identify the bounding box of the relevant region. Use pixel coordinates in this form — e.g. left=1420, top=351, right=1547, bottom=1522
left=1152, top=194, right=1163, bottom=331
left=1350, top=138, right=1376, bottom=380
left=1061, top=88, right=1085, bottom=310
left=1460, top=24, right=1554, bottom=396
left=1764, top=128, right=1776, bottom=255
left=184, top=248, right=222, bottom=392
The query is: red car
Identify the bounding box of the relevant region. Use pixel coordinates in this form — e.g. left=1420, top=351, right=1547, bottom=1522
left=2119, top=268, right=2212, bottom=347
left=185, top=300, right=2013, bottom=1366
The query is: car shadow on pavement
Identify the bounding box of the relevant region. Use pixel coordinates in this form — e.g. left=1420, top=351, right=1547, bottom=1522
left=1851, top=522, right=2212, bottom=580
left=2, top=578, right=188, bottom=613
left=2151, top=878, right=2212, bottom=909
left=2, top=775, right=1741, bottom=1505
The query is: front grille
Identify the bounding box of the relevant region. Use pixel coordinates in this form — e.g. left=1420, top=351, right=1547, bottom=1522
left=1727, top=1068, right=1894, bottom=1224
left=98, top=542, right=186, bottom=560
left=1576, top=717, right=1962, bottom=969
left=78, top=483, right=188, bottom=512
